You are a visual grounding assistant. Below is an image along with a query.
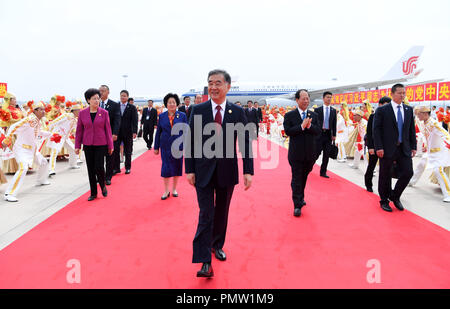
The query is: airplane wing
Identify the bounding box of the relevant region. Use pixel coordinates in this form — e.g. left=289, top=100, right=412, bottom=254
left=279, top=46, right=425, bottom=101
left=278, top=74, right=421, bottom=100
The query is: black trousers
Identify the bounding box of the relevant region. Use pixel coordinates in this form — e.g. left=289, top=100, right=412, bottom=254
left=105, top=140, right=120, bottom=180
left=289, top=159, right=315, bottom=209
left=114, top=133, right=133, bottom=170
left=193, top=167, right=235, bottom=264
left=315, top=129, right=332, bottom=174
left=364, top=153, right=379, bottom=189
left=378, top=145, right=414, bottom=203
left=84, top=145, right=107, bottom=196
left=143, top=125, right=155, bottom=149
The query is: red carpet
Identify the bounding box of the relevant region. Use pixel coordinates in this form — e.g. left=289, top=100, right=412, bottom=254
left=0, top=138, right=449, bottom=288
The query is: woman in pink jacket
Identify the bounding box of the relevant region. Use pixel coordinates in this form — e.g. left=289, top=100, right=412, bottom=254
left=75, top=88, right=114, bottom=201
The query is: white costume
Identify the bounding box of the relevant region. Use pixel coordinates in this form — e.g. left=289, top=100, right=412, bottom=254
left=335, top=113, right=349, bottom=162
left=349, top=118, right=368, bottom=169
left=410, top=117, right=450, bottom=202
left=3, top=112, right=51, bottom=202
left=47, top=112, right=79, bottom=175
left=415, top=117, right=426, bottom=157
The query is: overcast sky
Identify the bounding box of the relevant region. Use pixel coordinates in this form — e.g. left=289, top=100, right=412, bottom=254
left=1, top=0, right=449, bottom=102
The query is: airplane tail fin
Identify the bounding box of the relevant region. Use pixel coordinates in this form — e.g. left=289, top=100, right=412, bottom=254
left=381, top=46, right=424, bottom=80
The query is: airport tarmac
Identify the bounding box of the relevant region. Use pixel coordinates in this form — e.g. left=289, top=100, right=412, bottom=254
left=0, top=133, right=448, bottom=252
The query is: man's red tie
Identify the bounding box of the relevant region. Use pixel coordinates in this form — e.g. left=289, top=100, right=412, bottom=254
left=215, top=105, right=222, bottom=125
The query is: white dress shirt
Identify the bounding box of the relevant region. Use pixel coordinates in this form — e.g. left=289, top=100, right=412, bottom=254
left=101, top=98, right=109, bottom=109
left=323, top=105, right=331, bottom=129
left=211, top=99, right=226, bottom=120
left=297, top=107, right=310, bottom=129
left=391, top=101, right=404, bottom=123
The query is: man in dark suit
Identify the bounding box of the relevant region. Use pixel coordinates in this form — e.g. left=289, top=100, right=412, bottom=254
left=178, top=96, right=192, bottom=120
left=186, top=69, right=254, bottom=278
left=373, top=84, right=417, bottom=212
left=99, top=85, right=121, bottom=186
left=114, top=90, right=138, bottom=175
left=245, top=101, right=259, bottom=139
left=283, top=89, right=321, bottom=217
left=364, top=96, right=391, bottom=192
left=255, top=101, right=263, bottom=123
left=141, top=99, right=158, bottom=150
left=314, top=91, right=337, bottom=178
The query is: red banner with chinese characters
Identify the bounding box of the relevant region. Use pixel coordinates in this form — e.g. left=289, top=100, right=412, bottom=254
left=425, top=83, right=437, bottom=101
left=353, top=91, right=361, bottom=104
left=360, top=91, right=367, bottom=102
left=438, top=81, right=450, bottom=101
left=0, top=83, right=7, bottom=98
left=414, top=85, right=425, bottom=102
left=329, top=81, right=450, bottom=104
left=405, top=86, right=415, bottom=102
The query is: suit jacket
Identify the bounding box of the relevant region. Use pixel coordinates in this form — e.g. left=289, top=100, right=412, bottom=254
left=245, top=108, right=259, bottom=125
left=185, top=100, right=254, bottom=188
left=372, top=103, right=417, bottom=158
left=75, top=107, right=114, bottom=150
left=141, top=107, right=158, bottom=128
left=178, top=104, right=191, bottom=120
left=118, top=102, right=138, bottom=137
left=103, top=99, right=121, bottom=136
left=314, top=105, right=337, bottom=137
left=257, top=107, right=263, bottom=123
left=154, top=111, right=187, bottom=152
left=365, top=113, right=375, bottom=150
left=283, top=109, right=321, bottom=162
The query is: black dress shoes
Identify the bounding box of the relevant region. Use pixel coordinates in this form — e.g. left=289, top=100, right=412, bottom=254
left=294, top=208, right=302, bottom=217
left=301, top=200, right=306, bottom=206
left=125, top=169, right=130, bottom=174
left=366, top=187, right=373, bottom=192
left=106, top=179, right=111, bottom=186
left=102, top=187, right=108, bottom=197
left=113, top=169, right=120, bottom=175
left=88, top=195, right=97, bottom=201
left=161, top=192, right=170, bottom=200
left=196, top=263, right=213, bottom=278
left=389, top=195, right=405, bottom=211
left=320, top=173, right=330, bottom=178
left=380, top=202, right=392, bottom=212
left=391, top=199, right=404, bottom=211
left=212, top=248, right=226, bottom=261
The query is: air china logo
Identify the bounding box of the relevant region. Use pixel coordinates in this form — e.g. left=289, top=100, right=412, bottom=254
left=402, top=56, right=418, bottom=75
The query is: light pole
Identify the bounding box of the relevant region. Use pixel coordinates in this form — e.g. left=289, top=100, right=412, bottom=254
left=122, top=74, right=128, bottom=90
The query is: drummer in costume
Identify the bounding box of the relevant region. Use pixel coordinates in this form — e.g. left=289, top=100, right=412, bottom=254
left=0, top=92, right=24, bottom=174
left=47, top=103, right=82, bottom=176
left=2, top=101, right=54, bottom=202
left=336, top=102, right=351, bottom=162
left=409, top=106, right=450, bottom=203
left=347, top=109, right=368, bottom=169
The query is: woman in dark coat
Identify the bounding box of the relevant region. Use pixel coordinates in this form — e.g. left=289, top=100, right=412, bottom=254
left=154, top=93, right=188, bottom=200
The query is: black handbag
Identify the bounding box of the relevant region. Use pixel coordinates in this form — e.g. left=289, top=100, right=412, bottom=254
left=329, top=141, right=339, bottom=160
left=137, top=127, right=143, bottom=138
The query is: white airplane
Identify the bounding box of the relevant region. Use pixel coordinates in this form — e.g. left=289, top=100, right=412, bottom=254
left=181, top=46, right=443, bottom=107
